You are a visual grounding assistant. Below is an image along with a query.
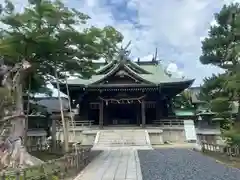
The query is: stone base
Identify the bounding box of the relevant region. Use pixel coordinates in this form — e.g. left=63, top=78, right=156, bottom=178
left=91, top=146, right=153, bottom=150
left=56, top=127, right=187, bottom=146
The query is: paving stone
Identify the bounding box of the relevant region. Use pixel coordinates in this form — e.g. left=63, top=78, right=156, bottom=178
left=138, top=149, right=240, bottom=180
left=73, top=148, right=143, bottom=180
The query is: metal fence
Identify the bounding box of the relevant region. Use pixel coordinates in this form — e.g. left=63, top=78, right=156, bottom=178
left=0, top=148, right=101, bottom=180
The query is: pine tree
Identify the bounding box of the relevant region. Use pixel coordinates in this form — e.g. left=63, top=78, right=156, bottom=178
left=0, top=0, right=123, bottom=168
left=199, top=3, right=240, bottom=145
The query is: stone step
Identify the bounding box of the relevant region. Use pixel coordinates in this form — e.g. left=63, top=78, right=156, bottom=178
left=99, top=133, right=146, bottom=136
left=93, top=130, right=152, bottom=150
left=97, top=141, right=147, bottom=144
left=99, top=138, right=145, bottom=140
left=97, top=144, right=148, bottom=147
left=98, top=139, right=146, bottom=141
left=98, top=140, right=147, bottom=142
left=100, top=136, right=145, bottom=138
left=98, top=139, right=147, bottom=142
left=101, top=132, right=146, bottom=134
left=91, top=146, right=153, bottom=150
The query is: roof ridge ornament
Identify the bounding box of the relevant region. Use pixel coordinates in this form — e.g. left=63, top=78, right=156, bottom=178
left=117, top=41, right=131, bottom=63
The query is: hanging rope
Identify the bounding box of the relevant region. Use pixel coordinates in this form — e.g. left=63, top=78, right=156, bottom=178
left=99, top=95, right=145, bottom=104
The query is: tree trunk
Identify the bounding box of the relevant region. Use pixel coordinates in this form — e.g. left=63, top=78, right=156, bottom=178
left=0, top=79, right=43, bottom=169
left=11, top=83, right=24, bottom=138
left=55, top=70, right=69, bottom=153
left=65, top=78, right=76, bottom=142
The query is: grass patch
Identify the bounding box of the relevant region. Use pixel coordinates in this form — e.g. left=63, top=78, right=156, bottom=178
left=29, top=151, right=63, bottom=161
left=2, top=152, right=65, bottom=179
left=202, top=151, right=240, bottom=169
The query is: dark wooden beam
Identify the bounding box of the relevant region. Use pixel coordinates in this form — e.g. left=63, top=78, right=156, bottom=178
left=99, top=100, right=104, bottom=129
left=141, top=100, right=146, bottom=128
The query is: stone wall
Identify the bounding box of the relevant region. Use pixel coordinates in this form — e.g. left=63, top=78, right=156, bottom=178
left=56, top=130, right=97, bottom=145
left=162, top=129, right=186, bottom=143
left=56, top=128, right=187, bottom=146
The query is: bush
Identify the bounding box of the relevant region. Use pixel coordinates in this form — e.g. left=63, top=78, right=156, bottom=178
left=3, top=175, right=59, bottom=180
left=223, top=122, right=240, bottom=146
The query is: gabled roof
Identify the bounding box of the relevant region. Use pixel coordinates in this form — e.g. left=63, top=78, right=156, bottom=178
left=64, top=59, right=194, bottom=87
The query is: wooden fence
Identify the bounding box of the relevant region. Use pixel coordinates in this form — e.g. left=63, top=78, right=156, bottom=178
left=0, top=148, right=101, bottom=180
left=26, top=140, right=63, bottom=153
left=201, top=142, right=240, bottom=157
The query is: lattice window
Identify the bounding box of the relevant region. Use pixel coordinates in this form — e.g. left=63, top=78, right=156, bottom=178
left=90, top=103, right=99, bottom=109
left=146, top=102, right=156, bottom=108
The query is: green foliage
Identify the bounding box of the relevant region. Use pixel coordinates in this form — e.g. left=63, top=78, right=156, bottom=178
left=51, top=175, right=59, bottom=180
left=4, top=175, right=59, bottom=180
left=199, top=74, right=229, bottom=100
left=199, top=3, right=240, bottom=115
left=223, top=125, right=240, bottom=146
left=200, top=3, right=240, bottom=69
left=211, top=97, right=231, bottom=114
left=199, top=2, right=240, bottom=145
left=198, top=75, right=232, bottom=121
left=173, top=90, right=193, bottom=109
left=0, top=0, right=123, bottom=93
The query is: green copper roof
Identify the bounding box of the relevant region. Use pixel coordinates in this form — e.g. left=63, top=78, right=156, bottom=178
left=139, top=65, right=191, bottom=84
left=174, top=109, right=195, bottom=116
left=65, top=59, right=194, bottom=87
left=196, top=110, right=216, bottom=116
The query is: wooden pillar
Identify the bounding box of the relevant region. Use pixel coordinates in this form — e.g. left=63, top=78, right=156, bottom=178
left=103, top=104, right=108, bottom=126
left=51, top=119, right=57, bottom=151
left=136, top=106, right=140, bottom=126
left=168, top=98, right=173, bottom=116
left=155, top=100, right=161, bottom=120
left=99, top=100, right=104, bottom=129
left=141, top=100, right=146, bottom=128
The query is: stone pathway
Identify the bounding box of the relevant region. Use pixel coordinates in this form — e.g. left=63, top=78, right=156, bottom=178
left=73, top=149, right=142, bottom=180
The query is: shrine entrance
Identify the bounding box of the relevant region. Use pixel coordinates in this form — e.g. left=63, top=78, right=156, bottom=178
left=106, top=103, right=139, bottom=125
left=99, top=95, right=145, bottom=127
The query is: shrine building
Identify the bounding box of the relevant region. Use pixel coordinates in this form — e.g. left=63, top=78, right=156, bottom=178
left=57, top=52, right=194, bottom=129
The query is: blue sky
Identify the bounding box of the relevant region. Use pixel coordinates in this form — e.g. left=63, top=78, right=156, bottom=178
left=1, top=0, right=239, bottom=94
left=65, top=0, right=233, bottom=86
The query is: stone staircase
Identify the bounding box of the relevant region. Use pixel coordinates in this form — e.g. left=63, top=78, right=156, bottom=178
left=92, top=129, right=152, bottom=150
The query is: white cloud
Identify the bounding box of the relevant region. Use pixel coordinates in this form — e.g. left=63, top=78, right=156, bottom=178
left=0, top=0, right=232, bottom=87
left=71, top=0, right=227, bottom=85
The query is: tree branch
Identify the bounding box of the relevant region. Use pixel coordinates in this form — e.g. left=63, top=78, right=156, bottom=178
left=0, top=114, right=25, bottom=122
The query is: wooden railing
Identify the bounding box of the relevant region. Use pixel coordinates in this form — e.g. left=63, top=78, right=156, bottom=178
left=57, top=119, right=94, bottom=128
left=57, top=119, right=184, bottom=128
left=153, top=119, right=184, bottom=127
left=74, top=120, right=94, bottom=127
left=201, top=142, right=240, bottom=157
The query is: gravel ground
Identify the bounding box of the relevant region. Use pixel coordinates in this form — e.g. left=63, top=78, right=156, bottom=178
left=138, top=149, right=240, bottom=180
